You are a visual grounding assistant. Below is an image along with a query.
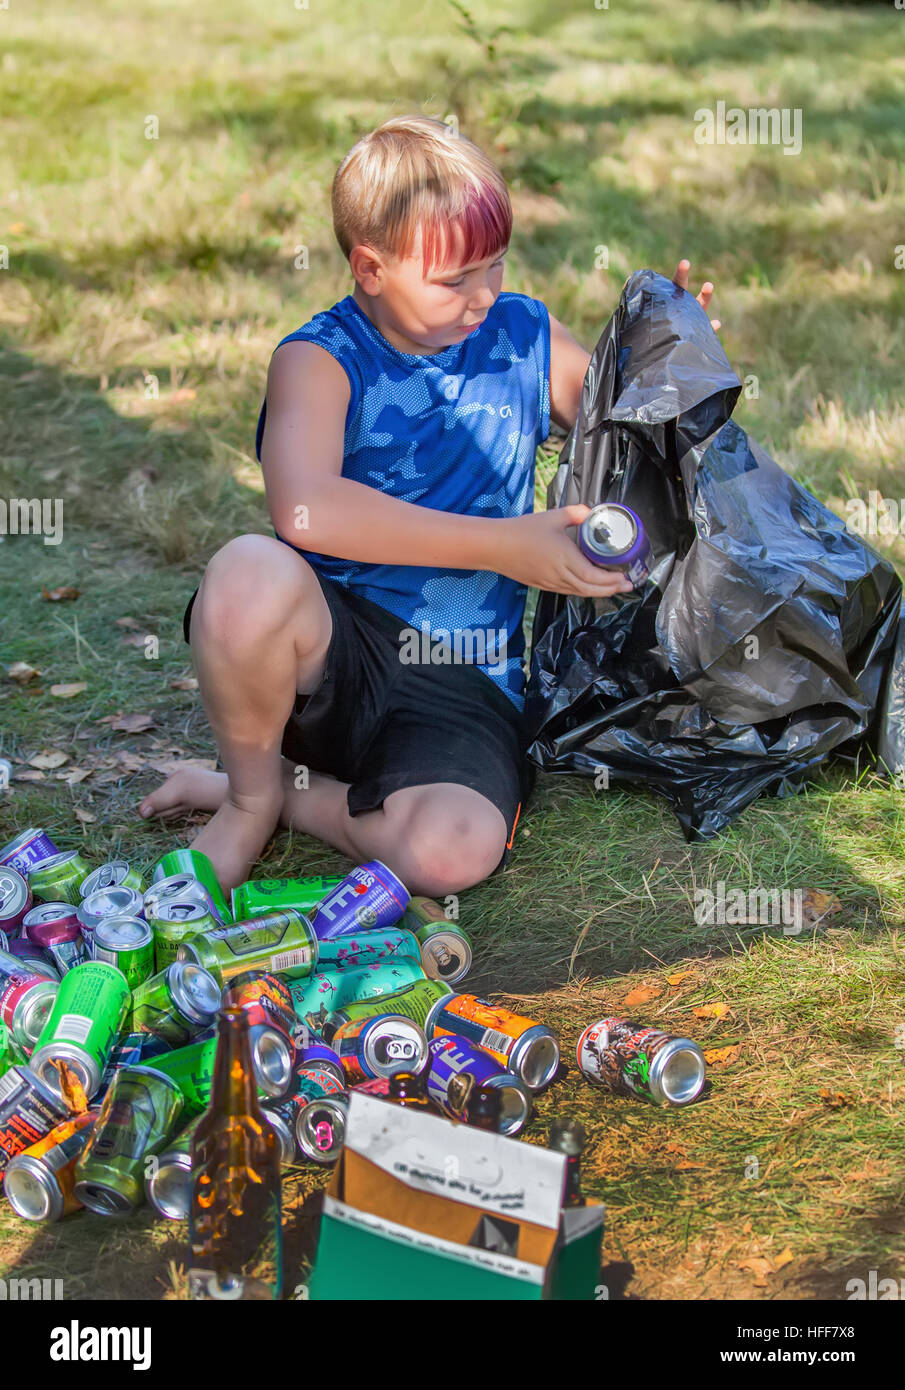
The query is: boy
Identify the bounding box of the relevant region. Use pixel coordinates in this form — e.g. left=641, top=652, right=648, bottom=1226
left=138, top=115, right=718, bottom=896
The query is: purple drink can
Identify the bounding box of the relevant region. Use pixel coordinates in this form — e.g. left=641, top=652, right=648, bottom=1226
left=23, top=902, right=82, bottom=943
left=578, top=503, right=652, bottom=587
left=310, top=861, right=410, bottom=942
left=0, top=829, right=61, bottom=879
left=4, top=936, right=60, bottom=975
left=426, top=1034, right=533, bottom=1136
left=293, top=1038, right=345, bottom=1088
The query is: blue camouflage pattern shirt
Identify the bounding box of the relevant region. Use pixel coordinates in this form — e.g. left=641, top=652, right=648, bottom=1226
left=255, top=290, right=551, bottom=710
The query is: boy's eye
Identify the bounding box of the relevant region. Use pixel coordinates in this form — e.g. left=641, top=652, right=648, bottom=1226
left=441, top=257, right=505, bottom=288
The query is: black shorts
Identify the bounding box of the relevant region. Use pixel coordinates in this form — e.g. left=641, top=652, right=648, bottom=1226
left=181, top=568, right=535, bottom=875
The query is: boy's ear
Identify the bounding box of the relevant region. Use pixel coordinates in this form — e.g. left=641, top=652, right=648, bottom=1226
left=349, top=244, right=385, bottom=293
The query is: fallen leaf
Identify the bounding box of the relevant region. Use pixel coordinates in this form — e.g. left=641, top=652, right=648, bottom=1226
left=114, top=617, right=142, bottom=629
left=99, top=712, right=155, bottom=733
left=667, top=970, right=695, bottom=987
left=13, top=768, right=46, bottom=782
left=693, top=1003, right=731, bottom=1020
left=819, top=1088, right=854, bottom=1109
left=7, top=222, right=27, bottom=235
left=169, top=677, right=198, bottom=691
left=7, top=661, right=40, bottom=684
left=40, top=585, right=80, bottom=602
left=116, top=750, right=146, bottom=773
left=74, top=808, right=96, bottom=824
left=703, top=1043, right=741, bottom=1066
left=800, top=889, right=843, bottom=925
left=742, top=1220, right=753, bottom=1235
left=623, top=983, right=663, bottom=1009
left=121, top=632, right=152, bottom=648
left=773, top=1247, right=794, bottom=1271
left=663, top=1142, right=687, bottom=1156
left=50, top=682, right=87, bottom=698
left=675, top=1160, right=707, bottom=1171
left=28, top=750, right=69, bottom=770
left=145, top=756, right=218, bottom=777
left=61, top=768, right=92, bottom=785
left=738, top=1256, right=773, bottom=1287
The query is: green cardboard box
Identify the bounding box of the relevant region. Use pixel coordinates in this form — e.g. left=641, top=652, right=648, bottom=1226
left=307, top=1091, right=604, bottom=1301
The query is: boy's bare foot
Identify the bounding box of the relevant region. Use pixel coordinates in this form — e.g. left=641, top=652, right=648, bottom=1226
left=138, top=768, right=228, bottom=820
left=188, top=795, right=283, bottom=891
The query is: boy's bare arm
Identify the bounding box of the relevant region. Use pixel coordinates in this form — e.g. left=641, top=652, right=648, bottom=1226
left=259, top=339, right=631, bottom=599
left=548, top=310, right=593, bottom=432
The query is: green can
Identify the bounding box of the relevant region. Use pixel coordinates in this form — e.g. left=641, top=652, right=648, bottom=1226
left=79, top=861, right=146, bottom=898
left=92, top=916, right=155, bottom=990
left=151, top=1028, right=284, bottom=1117
left=145, top=1114, right=202, bottom=1221
left=73, top=1064, right=184, bottom=1214
left=0, top=1021, right=27, bottom=1078
left=145, top=899, right=220, bottom=973
left=323, top=978, right=453, bottom=1041
left=27, top=851, right=92, bottom=906
left=400, top=897, right=473, bottom=985
left=152, top=848, right=232, bottom=925
left=129, top=961, right=221, bottom=1048
left=230, top=876, right=342, bottom=921
left=29, top=960, right=131, bottom=1101
left=178, top=908, right=317, bottom=985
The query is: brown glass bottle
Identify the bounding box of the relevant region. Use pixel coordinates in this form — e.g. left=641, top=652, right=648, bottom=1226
left=549, top=1117, right=587, bottom=1207
left=188, top=1007, right=282, bottom=1299
left=386, top=1070, right=435, bottom=1109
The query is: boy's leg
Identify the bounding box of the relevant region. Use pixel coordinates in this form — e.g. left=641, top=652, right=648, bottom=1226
left=141, top=532, right=334, bottom=890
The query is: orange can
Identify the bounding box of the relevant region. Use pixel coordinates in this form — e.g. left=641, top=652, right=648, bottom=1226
left=2, top=1109, right=95, bottom=1221
left=426, top=993, right=560, bottom=1091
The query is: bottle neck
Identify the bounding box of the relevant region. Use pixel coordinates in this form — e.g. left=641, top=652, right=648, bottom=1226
left=209, top=1008, right=261, bottom=1118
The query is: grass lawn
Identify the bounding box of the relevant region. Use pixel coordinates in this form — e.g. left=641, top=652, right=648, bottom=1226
left=2, top=0, right=904, bottom=1300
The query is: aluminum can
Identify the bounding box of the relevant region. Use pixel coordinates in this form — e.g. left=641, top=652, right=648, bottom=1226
left=3, top=1110, right=96, bottom=1220
left=99, top=1031, right=171, bottom=1093
left=92, top=916, right=155, bottom=989
left=77, top=886, right=145, bottom=941
left=0, top=1064, right=68, bottom=1170
left=323, top=978, right=452, bottom=1041
left=177, top=908, right=317, bottom=984
left=293, top=1038, right=345, bottom=1087
left=330, top=1014, right=428, bottom=1084
left=129, top=961, right=220, bottom=1048
left=27, top=851, right=91, bottom=906
left=145, top=1115, right=201, bottom=1220
left=578, top=502, right=652, bottom=586
left=427, top=994, right=560, bottom=1091
left=144, top=872, right=223, bottom=921
left=26, top=915, right=89, bottom=976
left=152, top=1022, right=291, bottom=1113
left=73, top=1064, right=184, bottom=1214
left=400, top=897, right=473, bottom=984
left=288, top=956, right=427, bottom=1038
left=426, top=1034, right=532, bottom=1136
left=0, top=950, right=59, bottom=1049
left=231, top=875, right=342, bottom=921
left=314, top=925, right=421, bottom=972
left=221, top=971, right=296, bottom=1040
left=0, top=865, right=32, bottom=932
left=146, top=897, right=219, bottom=972
left=151, top=848, right=232, bottom=924
left=576, top=1017, right=706, bottom=1105
left=23, top=900, right=81, bottom=941
left=310, top=860, right=410, bottom=941
left=0, top=827, right=61, bottom=877
left=263, top=1067, right=348, bottom=1164
left=29, top=960, right=131, bottom=1101
left=5, top=937, right=60, bottom=974
left=0, top=1024, right=28, bottom=1076
left=79, top=860, right=145, bottom=898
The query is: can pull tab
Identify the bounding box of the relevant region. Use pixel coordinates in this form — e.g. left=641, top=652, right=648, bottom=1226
left=385, top=1039, right=417, bottom=1061
left=430, top=943, right=453, bottom=966
left=313, top=1120, right=334, bottom=1152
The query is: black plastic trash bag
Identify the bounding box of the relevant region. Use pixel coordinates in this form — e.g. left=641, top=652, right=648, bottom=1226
left=525, top=268, right=903, bottom=840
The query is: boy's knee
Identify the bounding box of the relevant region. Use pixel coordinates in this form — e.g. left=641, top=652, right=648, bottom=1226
left=195, top=534, right=312, bottom=646
left=395, top=804, right=506, bottom=896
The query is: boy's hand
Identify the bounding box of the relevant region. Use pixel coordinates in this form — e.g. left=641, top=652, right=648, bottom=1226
left=672, top=258, right=722, bottom=333
left=498, top=506, right=635, bottom=597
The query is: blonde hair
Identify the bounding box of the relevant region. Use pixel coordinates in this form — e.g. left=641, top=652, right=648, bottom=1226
left=332, top=114, right=511, bottom=276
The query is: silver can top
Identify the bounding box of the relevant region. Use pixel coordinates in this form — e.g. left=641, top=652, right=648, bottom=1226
left=30, top=1041, right=100, bottom=1102
left=146, top=1150, right=192, bottom=1221
left=582, top=503, right=638, bottom=558
left=0, top=866, right=30, bottom=919
left=250, top=1026, right=293, bottom=1098
left=79, top=862, right=133, bottom=898
left=77, top=886, right=144, bottom=932
left=93, top=915, right=153, bottom=952
left=3, top=1155, right=61, bottom=1222
left=363, top=1017, right=428, bottom=1078
left=23, top=901, right=81, bottom=931
left=296, top=1094, right=348, bottom=1164
left=167, top=961, right=221, bottom=1024
left=511, top=1027, right=561, bottom=1090
left=649, top=1036, right=706, bottom=1105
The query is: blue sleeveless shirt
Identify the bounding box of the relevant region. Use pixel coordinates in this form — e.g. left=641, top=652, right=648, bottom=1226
left=255, top=291, right=551, bottom=711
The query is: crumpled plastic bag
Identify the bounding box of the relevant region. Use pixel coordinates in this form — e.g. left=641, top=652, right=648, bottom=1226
left=525, top=268, right=904, bottom=840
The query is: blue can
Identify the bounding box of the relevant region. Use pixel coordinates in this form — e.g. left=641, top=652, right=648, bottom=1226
left=578, top=503, right=652, bottom=587
left=427, top=1034, right=533, bottom=1135
left=294, top=1038, right=345, bottom=1087
left=0, top=829, right=62, bottom=879
left=288, top=957, right=427, bottom=1038
left=310, top=861, right=410, bottom=941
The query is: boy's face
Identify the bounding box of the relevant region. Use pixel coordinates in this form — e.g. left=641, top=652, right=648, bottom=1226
left=352, top=223, right=507, bottom=355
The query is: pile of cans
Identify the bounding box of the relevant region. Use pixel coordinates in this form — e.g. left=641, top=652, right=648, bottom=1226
left=0, top=824, right=707, bottom=1229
